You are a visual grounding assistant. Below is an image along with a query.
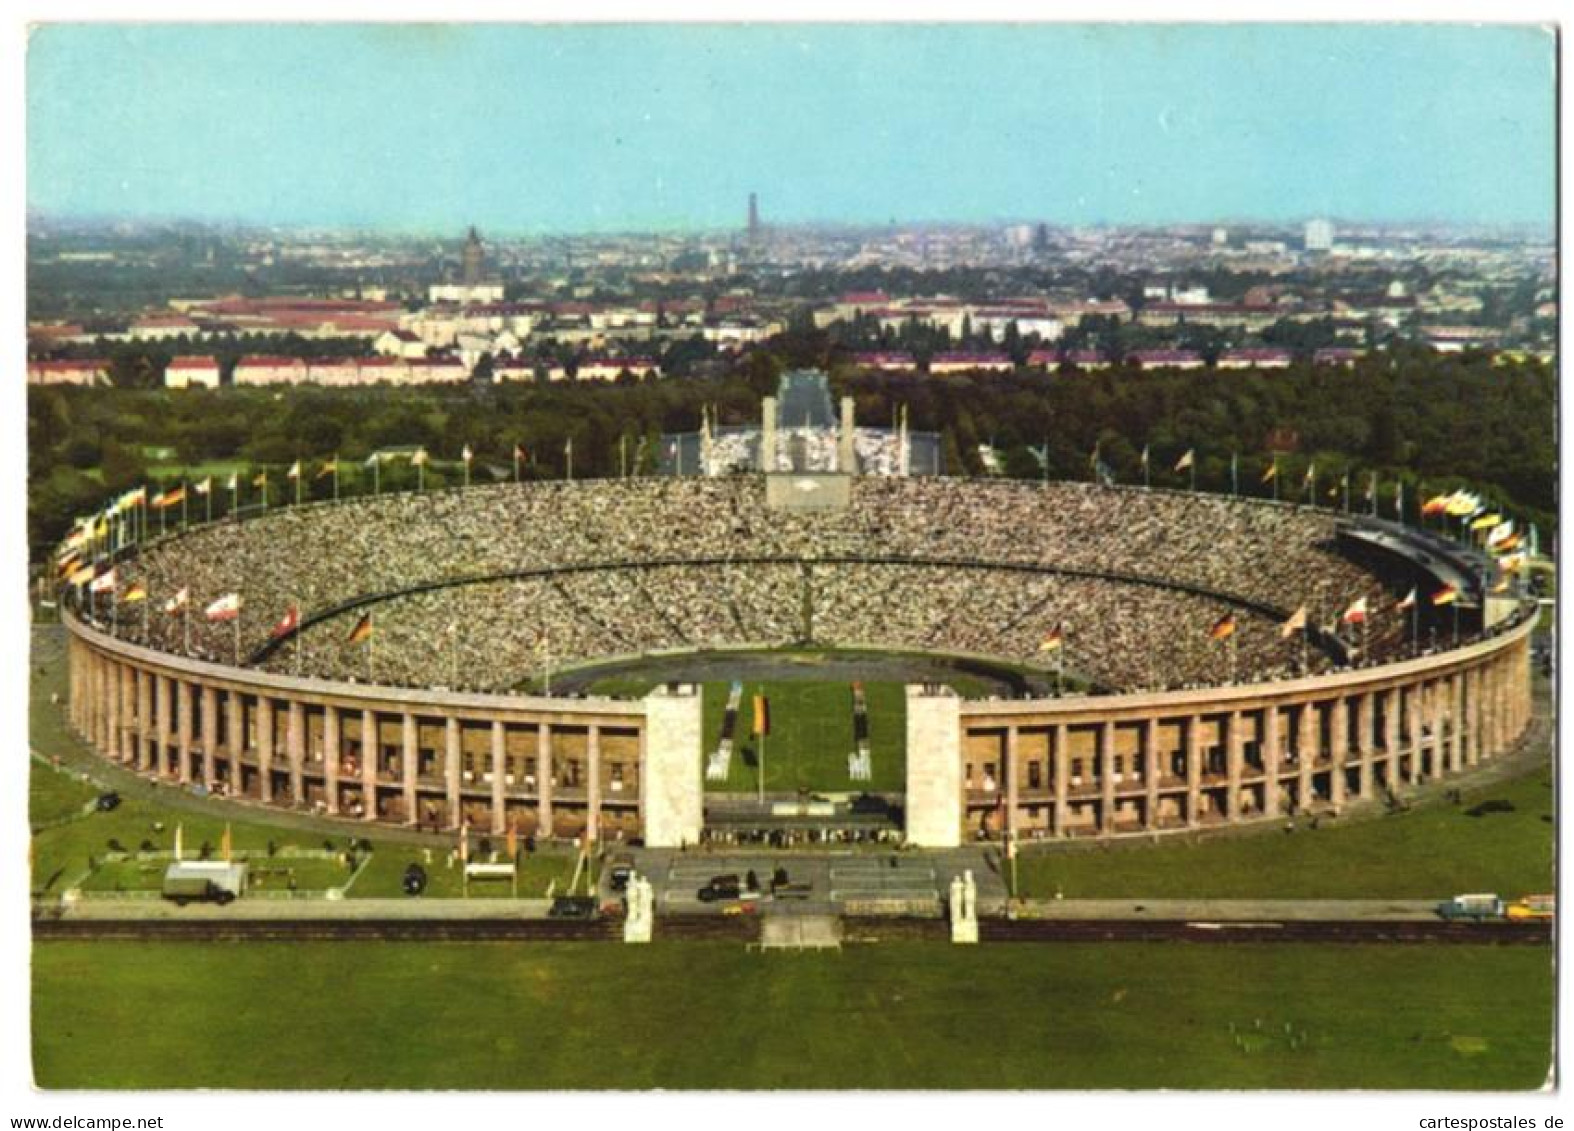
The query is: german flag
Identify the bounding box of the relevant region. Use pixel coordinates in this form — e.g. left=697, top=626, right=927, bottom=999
left=153, top=486, right=186, bottom=509
left=752, top=694, right=770, bottom=737
left=122, top=582, right=148, bottom=603
left=1038, top=625, right=1064, bottom=652
left=346, top=613, right=373, bottom=646
left=1421, top=495, right=1450, bottom=517
left=1208, top=612, right=1237, bottom=641
left=1260, top=461, right=1278, bottom=484
left=1431, top=585, right=1459, bottom=607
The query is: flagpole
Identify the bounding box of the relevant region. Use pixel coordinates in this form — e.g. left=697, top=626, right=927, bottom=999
left=374, top=457, right=381, bottom=497
left=333, top=458, right=340, bottom=503
left=181, top=480, right=188, bottom=529
left=230, top=477, right=237, bottom=519
left=1230, top=453, right=1238, bottom=498
left=294, top=598, right=303, bottom=679
left=514, top=447, right=521, bottom=485
left=234, top=610, right=241, bottom=667
left=205, top=485, right=212, bottom=525
left=183, top=604, right=191, bottom=656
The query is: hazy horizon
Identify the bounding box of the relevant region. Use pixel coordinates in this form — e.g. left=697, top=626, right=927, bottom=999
left=28, top=24, right=1556, bottom=234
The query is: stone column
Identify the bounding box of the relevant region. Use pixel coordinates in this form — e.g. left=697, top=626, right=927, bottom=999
left=1495, top=661, right=1510, bottom=751
left=1427, top=680, right=1446, bottom=781
left=287, top=700, right=306, bottom=803
left=1383, top=687, right=1400, bottom=788
left=491, top=720, right=508, bottom=835
left=360, top=709, right=379, bottom=822
left=117, top=665, right=135, bottom=763
left=1053, top=722, right=1070, bottom=837
left=1297, top=701, right=1315, bottom=809
left=1464, top=668, right=1482, bottom=766
left=323, top=705, right=341, bottom=815
left=1098, top=721, right=1115, bottom=834
left=1004, top=725, right=1020, bottom=838
left=587, top=725, right=603, bottom=843
left=256, top=696, right=274, bottom=802
left=154, top=674, right=172, bottom=778
left=176, top=681, right=194, bottom=785
left=1184, top=716, right=1202, bottom=827
left=1328, top=696, right=1347, bottom=808
left=401, top=712, right=418, bottom=826
left=1143, top=717, right=1160, bottom=830
left=104, top=661, right=121, bottom=765
left=135, top=670, right=153, bottom=772
left=537, top=721, right=554, bottom=838
left=1262, top=704, right=1282, bottom=818
left=1355, top=692, right=1375, bottom=799
left=200, top=685, right=219, bottom=788
left=1224, top=710, right=1243, bottom=821
left=227, top=690, right=245, bottom=795
left=1448, top=674, right=1465, bottom=773
left=445, top=716, right=463, bottom=831
left=1405, top=685, right=1423, bottom=783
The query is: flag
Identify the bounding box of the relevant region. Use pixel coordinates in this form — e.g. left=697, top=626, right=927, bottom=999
left=204, top=593, right=242, bottom=622
left=752, top=694, right=770, bottom=737
left=1421, top=494, right=1449, bottom=517
left=1445, top=492, right=1480, bottom=518
left=61, top=528, right=89, bottom=553
left=1303, top=462, right=1316, bottom=485
left=270, top=605, right=300, bottom=640
left=67, top=564, right=95, bottom=588
left=364, top=452, right=381, bottom=468
left=194, top=477, right=212, bottom=495
left=286, top=460, right=301, bottom=480
left=1174, top=449, right=1194, bottom=473
left=1208, top=612, right=1237, bottom=641
left=154, top=487, right=186, bottom=509
left=163, top=587, right=189, bottom=614
left=122, top=582, right=147, bottom=603
left=1365, top=473, right=1377, bottom=503
left=1038, top=625, right=1064, bottom=652
left=316, top=458, right=337, bottom=479
left=1431, top=585, right=1459, bottom=607
left=1498, top=552, right=1527, bottom=574
left=122, top=486, right=147, bottom=508
left=462, top=444, right=473, bottom=463
left=1486, top=520, right=1515, bottom=547
left=1340, top=597, right=1369, bottom=625
left=1140, top=445, right=1149, bottom=469
left=253, top=470, right=268, bottom=488
left=1397, top=588, right=1417, bottom=611
left=1470, top=513, right=1502, bottom=532
left=1493, top=532, right=1524, bottom=553
left=226, top=473, right=238, bottom=491
left=56, top=552, right=81, bottom=578
left=411, top=449, right=428, bottom=467
left=514, top=444, right=528, bottom=464
left=89, top=568, right=117, bottom=594
left=1280, top=605, right=1307, bottom=639
left=346, top=613, right=373, bottom=646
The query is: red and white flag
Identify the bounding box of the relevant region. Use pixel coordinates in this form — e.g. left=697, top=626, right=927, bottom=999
left=270, top=605, right=300, bottom=639
left=163, top=587, right=189, bottom=614
left=88, top=568, right=118, bottom=594
left=1397, top=588, right=1417, bottom=611
left=204, top=593, right=242, bottom=623
left=1340, top=597, right=1369, bottom=625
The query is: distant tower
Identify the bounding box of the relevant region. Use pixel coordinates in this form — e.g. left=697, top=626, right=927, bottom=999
left=461, top=226, right=485, bottom=285
left=1304, top=218, right=1334, bottom=253
left=747, top=193, right=761, bottom=241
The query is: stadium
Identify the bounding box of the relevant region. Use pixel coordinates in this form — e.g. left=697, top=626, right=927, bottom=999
left=59, top=374, right=1536, bottom=851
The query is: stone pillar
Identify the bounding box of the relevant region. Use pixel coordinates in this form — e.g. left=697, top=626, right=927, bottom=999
left=323, top=705, right=341, bottom=815
left=256, top=696, right=274, bottom=802
left=1383, top=687, right=1400, bottom=787
left=760, top=395, right=778, bottom=472
left=1262, top=704, right=1282, bottom=818
left=643, top=686, right=704, bottom=848
left=1224, top=710, right=1244, bottom=821
left=227, top=690, right=245, bottom=795
left=537, top=721, right=555, bottom=838
left=287, top=700, right=306, bottom=803
left=117, top=665, right=135, bottom=763
left=1328, top=696, right=1347, bottom=808
left=1297, top=701, right=1315, bottom=808
left=1004, top=725, right=1020, bottom=838
left=838, top=395, right=856, bottom=473
left=104, top=661, right=121, bottom=766
left=445, top=716, right=463, bottom=831
left=1405, top=685, right=1423, bottom=783
left=1448, top=674, right=1465, bottom=774
left=1143, top=717, right=1160, bottom=830
left=401, top=712, right=418, bottom=826
left=1098, top=721, right=1115, bottom=834
left=1184, top=715, right=1202, bottom=827
left=360, top=709, right=379, bottom=822
left=586, top=725, right=603, bottom=844
left=1355, top=692, right=1375, bottom=799
left=1428, top=680, right=1446, bottom=781
left=905, top=687, right=962, bottom=847
left=135, top=669, right=153, bottom=772
left=1053, top=722, right=1070, bottom=837
left=154, top=674, right=172, bottom=778
left=491, top=720, right=508, bottom=836
left=200, top=685, right=219, bottom=788
left=175, top=680, right=193, bottom=785
left=1464, top=668, right=1482, bottom=766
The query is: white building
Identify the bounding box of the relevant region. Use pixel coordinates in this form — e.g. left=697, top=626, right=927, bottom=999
left=164, top=356, right=221, bottom=389
left=427, top=282, right=506, bottom=305
left=1305, top=218, right=1335, bottom=252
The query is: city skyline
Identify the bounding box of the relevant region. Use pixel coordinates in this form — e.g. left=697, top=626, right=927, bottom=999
left=28, top=24, right=1556, bottom=234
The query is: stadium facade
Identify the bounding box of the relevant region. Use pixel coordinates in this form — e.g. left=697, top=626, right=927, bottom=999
left=58, top=392, right=1536, bottom=849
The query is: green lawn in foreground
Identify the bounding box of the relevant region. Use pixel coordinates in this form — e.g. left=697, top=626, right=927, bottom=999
left=1013, top=761, right=1554, bottom=900
left=701, top=680, right=906, bottom=793
left=32, top=940, right=1551, bottom=1090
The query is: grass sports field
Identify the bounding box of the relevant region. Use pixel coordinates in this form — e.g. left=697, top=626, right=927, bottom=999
left=1011, top=758, right=1554, bottom=900
left=700, top=680, right=906, bottom=793
left=33, top=940, right=1552, bottom=1090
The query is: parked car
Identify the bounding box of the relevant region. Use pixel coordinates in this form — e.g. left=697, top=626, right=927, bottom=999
left=1505, top=894, right=1555, bottom=921
left=549, top=896, right=597, bottom=919
left=95, top=791, right=121, bottom=812
left=402, top=863, right=428, bottom=897
left=697, top=874, right=743, bottom=903
left=607, top=853, right=636, bottom=893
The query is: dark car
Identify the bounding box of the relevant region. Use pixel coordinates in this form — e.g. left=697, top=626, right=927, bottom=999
left=402, top=863, right=428, bottom=897
left=549, top=896, right=597, bottom=919
left=607, top=853, right=636, bottom=893
left=697, top=874, right=743, bottom=903
left=95, top=791, right=121, bottom=812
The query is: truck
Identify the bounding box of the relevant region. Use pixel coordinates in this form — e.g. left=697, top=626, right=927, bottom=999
left=1436, top=893, right=1504, bottom=921
left=162, top=861, right=248, bottom=907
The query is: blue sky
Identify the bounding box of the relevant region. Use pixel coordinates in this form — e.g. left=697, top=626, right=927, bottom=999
left=26, top=23, right=1556, bottom=232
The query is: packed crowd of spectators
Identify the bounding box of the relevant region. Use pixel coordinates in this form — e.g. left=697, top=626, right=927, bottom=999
left=92, top=476, right=1415, bottom=693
